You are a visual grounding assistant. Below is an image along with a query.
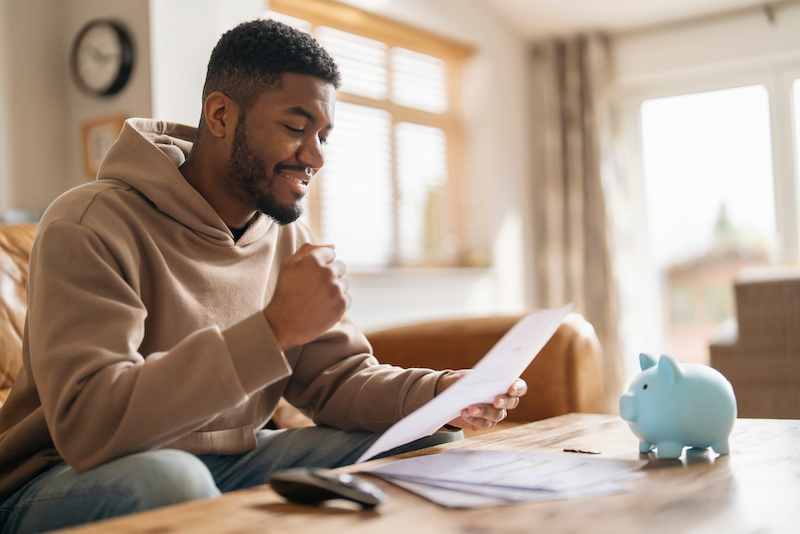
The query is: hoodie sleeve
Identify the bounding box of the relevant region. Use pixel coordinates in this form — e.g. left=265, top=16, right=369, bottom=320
left=28, top=221, right=291, bottom=472
left=281, top=320, right=448, bottom=432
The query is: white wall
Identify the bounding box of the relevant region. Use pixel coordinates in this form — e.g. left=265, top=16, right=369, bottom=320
left=0, top=0, right=152, bottom=219
left=614, top=3, right=800, bottom=87
left=150, top=0, right=264, bottom=126
left=64, top=0, right=154, bottom=189
left=347, top=267, right=501, bottom=330
left=0, top=0, right=69, bottom=218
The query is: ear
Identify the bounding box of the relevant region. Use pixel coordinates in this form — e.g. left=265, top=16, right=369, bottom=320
left=657, top=354, right=683, bottom=383
left=203, top=91, right=239, bottom=139
left=639, top=353, right=657, bottom=371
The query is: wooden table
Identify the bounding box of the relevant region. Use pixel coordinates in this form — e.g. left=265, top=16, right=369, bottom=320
left=60, top=413, right=800, bottom=533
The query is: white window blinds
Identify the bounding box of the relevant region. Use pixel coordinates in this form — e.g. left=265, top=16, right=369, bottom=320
left=391, top=47, right=448, bottom=113
left=321, top=102, right=394, bottom=268
left=316, top=27, right=388, bottom=101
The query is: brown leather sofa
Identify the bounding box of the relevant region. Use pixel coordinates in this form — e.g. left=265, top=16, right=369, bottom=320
left=367, top=314, right=606, bottom=423
left=0, top=223, right=36, bottom=406
left=0, top=222, right=606, bottom=424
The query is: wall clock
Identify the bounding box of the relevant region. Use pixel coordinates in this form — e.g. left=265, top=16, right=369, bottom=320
left=71, top=19, right=134, bottom=97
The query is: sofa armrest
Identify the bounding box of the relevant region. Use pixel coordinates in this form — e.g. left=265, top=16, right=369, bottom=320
left=0, top=223, right=38, bottom=391
left=366, top=312, right=605, bottom=423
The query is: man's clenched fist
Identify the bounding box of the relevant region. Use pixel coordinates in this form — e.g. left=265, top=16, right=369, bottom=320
left=263, top=244, right=351, bottom=350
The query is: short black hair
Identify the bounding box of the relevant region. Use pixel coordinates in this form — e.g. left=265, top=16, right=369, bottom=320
left=201, top=19, right=340, bottom=123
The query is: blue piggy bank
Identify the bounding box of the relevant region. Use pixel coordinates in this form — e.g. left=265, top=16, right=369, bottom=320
left=619, top=353, right=736, bottom=459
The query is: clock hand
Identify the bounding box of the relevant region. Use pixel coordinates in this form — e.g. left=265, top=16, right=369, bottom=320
left=87, top=44, right=119, bottom=62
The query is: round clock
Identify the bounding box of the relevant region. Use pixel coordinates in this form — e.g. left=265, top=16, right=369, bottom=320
left=71, top=19, right=134, bottom=97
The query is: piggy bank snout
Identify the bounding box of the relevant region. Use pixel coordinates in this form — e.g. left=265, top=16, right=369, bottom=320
left=619, top=393, right=638, bottom=422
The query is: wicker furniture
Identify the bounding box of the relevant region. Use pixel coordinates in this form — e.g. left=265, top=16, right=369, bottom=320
left=709, top=266, right=800, bottom=418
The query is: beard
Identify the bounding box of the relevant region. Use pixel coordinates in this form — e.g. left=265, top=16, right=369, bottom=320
left=226, top=119, right=303, bottom=226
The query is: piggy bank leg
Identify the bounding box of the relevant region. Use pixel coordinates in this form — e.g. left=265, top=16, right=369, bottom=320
left=711, top=440, right=730, bottom=455
left=655, top=442, right=684, bottom=459
left=639, top=441, right=654, bottom=453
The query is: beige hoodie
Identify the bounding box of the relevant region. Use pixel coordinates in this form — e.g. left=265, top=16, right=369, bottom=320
left=0, top=119, right=443, bottom=501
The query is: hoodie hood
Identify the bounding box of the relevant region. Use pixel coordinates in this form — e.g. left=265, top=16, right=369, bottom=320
left=97, top=118, right=271, bottom=246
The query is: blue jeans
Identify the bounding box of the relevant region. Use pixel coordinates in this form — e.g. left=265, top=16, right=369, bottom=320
left=0, top=426, right=462, bottom=533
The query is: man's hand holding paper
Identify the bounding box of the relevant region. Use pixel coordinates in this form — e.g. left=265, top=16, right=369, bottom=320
left=437, top=372, right=528, bottom=432
left=356, top=301, right=578, bottom=463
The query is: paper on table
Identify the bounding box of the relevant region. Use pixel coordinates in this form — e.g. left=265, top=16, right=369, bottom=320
left=380, top=475, right=632, bottom=509
left=363, top=448, right=646, bottom=509
left=356, top=301, right=578, bottom=463
left=364, top=448, right=646, bottom=491
left=379, top=477, right=513, bottom=508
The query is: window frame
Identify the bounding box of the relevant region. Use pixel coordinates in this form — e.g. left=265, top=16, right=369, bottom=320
left=270, top=0, right=472, bottom=267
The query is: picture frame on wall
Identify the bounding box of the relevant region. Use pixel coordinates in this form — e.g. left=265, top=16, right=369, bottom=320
left=81, top=115, right=127, bottom=178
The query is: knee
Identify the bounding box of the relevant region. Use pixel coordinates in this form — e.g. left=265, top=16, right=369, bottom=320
left=109, top=449, right=220, bottom=512
left=372, top=429, right=464, bottom=460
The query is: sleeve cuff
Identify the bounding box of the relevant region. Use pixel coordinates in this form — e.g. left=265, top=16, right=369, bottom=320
left=401, top=369, right=450, bottom=417
left=222, top=311, right=292, bottom=395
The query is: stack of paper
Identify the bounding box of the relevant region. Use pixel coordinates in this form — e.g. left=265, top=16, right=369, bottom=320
left=361, top=448, right=647, bottom=509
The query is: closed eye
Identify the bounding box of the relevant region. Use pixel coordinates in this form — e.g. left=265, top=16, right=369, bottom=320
left=284, top=125, right=304, bottom=134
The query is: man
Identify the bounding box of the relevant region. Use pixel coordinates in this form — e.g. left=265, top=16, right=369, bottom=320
left=0, top=19, right=526, bottom=532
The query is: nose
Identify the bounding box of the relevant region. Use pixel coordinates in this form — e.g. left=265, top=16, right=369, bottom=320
left=619, top=393, right=638, bottom=422
left=297, top=136, right=325, bottom=171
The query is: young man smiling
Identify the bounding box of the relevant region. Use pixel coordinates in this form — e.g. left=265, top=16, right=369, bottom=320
left=0, top=19, right=526, bottom=532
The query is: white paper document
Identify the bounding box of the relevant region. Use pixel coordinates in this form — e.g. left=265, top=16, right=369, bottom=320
left=356, top=301, right=578, bottom=463
left=362, top=448, right=647, bottom=509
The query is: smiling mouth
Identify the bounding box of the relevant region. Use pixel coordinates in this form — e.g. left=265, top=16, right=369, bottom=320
left=277, top=167, right=314, bottom=190
left=278, top=167, right=313, bottom=185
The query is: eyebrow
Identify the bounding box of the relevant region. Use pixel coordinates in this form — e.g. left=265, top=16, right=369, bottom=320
left=284, top=106, right=334, bottom=131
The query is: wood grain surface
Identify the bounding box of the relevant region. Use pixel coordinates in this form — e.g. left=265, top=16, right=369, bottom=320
left=58, top=413, right=800, bottom=534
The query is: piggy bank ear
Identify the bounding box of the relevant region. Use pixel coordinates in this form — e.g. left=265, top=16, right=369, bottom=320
left=657, top=354, right=683, bottom=383
left=639, top=353, right=657, bottom=370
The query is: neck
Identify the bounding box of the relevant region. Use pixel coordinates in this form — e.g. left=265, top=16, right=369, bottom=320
left=180, top=142, right=256, bottom=228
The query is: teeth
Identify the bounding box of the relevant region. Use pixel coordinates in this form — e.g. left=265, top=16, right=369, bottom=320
left=280, top=172, right=309, bottom=186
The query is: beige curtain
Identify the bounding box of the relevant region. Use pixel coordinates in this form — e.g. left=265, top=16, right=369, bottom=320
left=530, top=34, right=622, bottom=412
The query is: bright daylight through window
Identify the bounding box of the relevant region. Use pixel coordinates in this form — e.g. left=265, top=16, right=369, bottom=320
left=267, top=0, right=470, bottom=269
left=640, top=85, right=777, bottom=364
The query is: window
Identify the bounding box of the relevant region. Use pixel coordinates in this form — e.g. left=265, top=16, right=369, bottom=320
left=639, top=85, right=779, bottom=364
left=267, top=0, right=470, bottom=269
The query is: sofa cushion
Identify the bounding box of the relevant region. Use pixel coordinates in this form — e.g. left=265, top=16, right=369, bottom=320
left=0, top=224, right=37, bottom=392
